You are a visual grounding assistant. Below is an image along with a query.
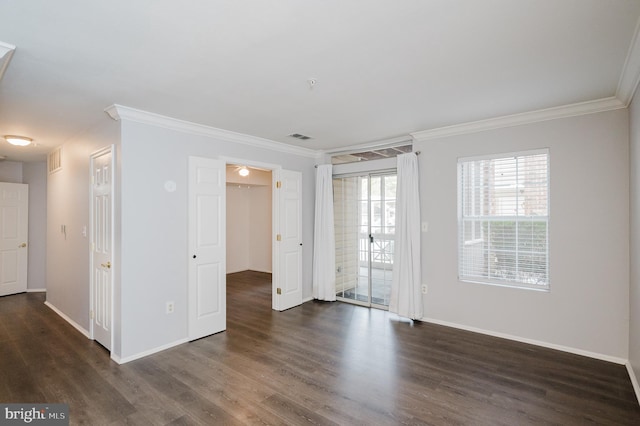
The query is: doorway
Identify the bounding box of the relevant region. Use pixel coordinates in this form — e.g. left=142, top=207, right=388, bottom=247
left=188, top=156, right=303, bottom=340
left=226, top=164, right=273, bottom=277
left=90, top=146, right=114, bottom=350
left=333, top=171, right=397, bottom=309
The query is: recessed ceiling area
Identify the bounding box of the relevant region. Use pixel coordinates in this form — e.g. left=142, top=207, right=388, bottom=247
left=1, top=1, right=640, bottom=162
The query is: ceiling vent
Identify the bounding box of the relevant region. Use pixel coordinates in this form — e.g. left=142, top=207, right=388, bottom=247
left=288, top=133, right=312, bottom=140
left=48, top=146, right=62, bottom=174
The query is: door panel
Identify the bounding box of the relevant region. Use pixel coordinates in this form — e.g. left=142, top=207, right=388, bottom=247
left=189, top=157, right=226, bottom=340
left=91, top=148, right=113, bottom=350
left=0, top=183, right=28, bottom=297
left=334, top=173, right=396, bottom=308
left=273, top=170, right=302, bottom=311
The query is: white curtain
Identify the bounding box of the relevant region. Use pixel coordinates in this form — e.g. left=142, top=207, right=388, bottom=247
left=389, top=152, right=423, bottom=319
left=312, top=164, right=336, bottom=301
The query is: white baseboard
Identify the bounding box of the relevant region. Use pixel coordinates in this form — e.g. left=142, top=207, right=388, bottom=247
left=250, top=268, right=272, bottom=274
left=27, top=288, right=46, bottom=293
left=627, top=362, right=640, bottom=405
left=302, top=296, right=313, bottom=303
left=111, top=338, right=190, bottom=364
left=420, top=317, right=627, bottom=365
left=227, top=269, right=273, bottom=275
left=44, top=301, right=91, bottom=339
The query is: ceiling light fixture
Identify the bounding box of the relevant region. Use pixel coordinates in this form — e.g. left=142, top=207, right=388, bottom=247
left=4, top=135, right=32, bottom=146
left=238, top=167, right=250, bottom=177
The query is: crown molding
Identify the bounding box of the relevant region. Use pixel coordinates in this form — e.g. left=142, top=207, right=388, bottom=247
left=104, top=104, right=320, bottom=159
left=410, top=96, right=625, bottom=142
left=617, top=15, right=640, bottom=106
left=0, top=41, right=16, bottom=83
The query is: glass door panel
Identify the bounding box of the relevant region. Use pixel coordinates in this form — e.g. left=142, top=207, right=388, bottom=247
left=334, top=172, right=396, bottom=308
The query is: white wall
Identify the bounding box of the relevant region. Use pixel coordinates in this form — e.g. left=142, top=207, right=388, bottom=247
left=415, top=109, right=630, bottom=360
left=249, top=185, right=272, bottom=272
left=23, top=162, right=47, bottom=290
left=118, top=119, right=315, bottom=359
left=0, top=161, right=23, bottom=183
left=226, top=184, right=272, bottom=274
left=46, top=120, right=120, bottom=334
left=0, top=160, right=47, bottom=291
left=629, top=87, right=640, bottom=384
left=226, top=185, right=251, bottom=273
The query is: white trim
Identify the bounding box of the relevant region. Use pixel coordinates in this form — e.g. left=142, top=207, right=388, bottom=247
left=302, top=296, right=313, bottom=303
left=0, top=41, right=15, bottom=82
left=323, top=135, right=413, bottom=156
left=419, top=316, right=627, bottom=365
left=27, top=288, right=45, bottom=293
left=457, top=147, right=549, bottom=163
left=89, top=145, right=115, bottom=353
left=617, top=16, right=640, bottom=106
left=227, top=268, right=273, bottom=274
left=44, top=301, right=91, bottom=339
left=111, top=338, right=189, bottom=365
left=626, top=362, right=640, bottom=405
left=104, top=104, right=319, bottom=159
left=219, top=156, right=282, bottom=172
left=411, top=97, right=625, bottom=142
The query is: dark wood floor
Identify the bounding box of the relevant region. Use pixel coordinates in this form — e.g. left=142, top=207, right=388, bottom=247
left=1, top=271, right=639, bottom=425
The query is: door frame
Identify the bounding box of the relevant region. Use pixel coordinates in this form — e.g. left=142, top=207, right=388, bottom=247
left=333, top=169, right=397, bottom=310
left=219, top=156, right=282, bottom=310
left=89, top=145, right=115, bottom=351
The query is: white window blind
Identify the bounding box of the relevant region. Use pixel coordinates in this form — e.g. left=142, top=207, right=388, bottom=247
left=458, top=149, right=549, bottom=290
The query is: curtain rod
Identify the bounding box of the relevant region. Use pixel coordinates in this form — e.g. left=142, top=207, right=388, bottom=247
left=315, top=151, right=420, bottom=168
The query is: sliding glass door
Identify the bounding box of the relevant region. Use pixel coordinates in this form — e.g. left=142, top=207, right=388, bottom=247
left=333, top=172, right=396, bottom=309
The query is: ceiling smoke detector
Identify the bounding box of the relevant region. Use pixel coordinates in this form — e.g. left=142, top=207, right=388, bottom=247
left=288, top=133, right=312, bottom=141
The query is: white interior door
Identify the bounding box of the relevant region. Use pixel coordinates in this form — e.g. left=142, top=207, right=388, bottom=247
left=189, top=156, right=226, bottom=340
left=0, top=183, right=28, bottom=297
left=273, top=170, right=302, bottom=311
left=90, top=148, right=113, bottom=350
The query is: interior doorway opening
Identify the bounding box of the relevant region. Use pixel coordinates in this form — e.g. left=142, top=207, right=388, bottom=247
left=225, top=164, right=273, bottom=310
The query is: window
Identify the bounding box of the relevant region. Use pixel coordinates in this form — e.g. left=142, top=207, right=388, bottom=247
left=458, top=149, right=549, bottom=290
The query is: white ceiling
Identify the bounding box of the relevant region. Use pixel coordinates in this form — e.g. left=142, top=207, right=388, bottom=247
left=1, top=0, right=640, bottom=162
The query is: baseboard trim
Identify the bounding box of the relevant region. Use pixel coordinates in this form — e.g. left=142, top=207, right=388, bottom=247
left=44, top=301, right=91, bottom=339
left=627, top=362, right=640, bottom=405
left=27, top=288, right=46, bottom=293
left=227, top=269, right=273, bottom=275
left=420, top=317, right=627, bottom=365
left=111, top=338, right=190, bottom=365
left=302, top=296, right=313, bottom=303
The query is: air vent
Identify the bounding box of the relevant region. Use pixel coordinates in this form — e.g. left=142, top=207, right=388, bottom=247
left=48, top=147, right=62, bottom=174
left=288, top=133, right=312, bottom=140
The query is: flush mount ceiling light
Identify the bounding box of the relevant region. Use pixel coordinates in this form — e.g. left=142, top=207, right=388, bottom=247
left=4, top=135, right=32, bottom=146
left=238, top=166, right=250, bottom=177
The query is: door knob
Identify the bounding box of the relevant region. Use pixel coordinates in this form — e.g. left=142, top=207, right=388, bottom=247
left=101, top=261, right=111, bottom=269
left=19, top=242, right=27, bottom=248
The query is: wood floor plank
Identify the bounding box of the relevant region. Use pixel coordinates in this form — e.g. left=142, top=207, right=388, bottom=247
left=1, top=272, right=639, bottom=425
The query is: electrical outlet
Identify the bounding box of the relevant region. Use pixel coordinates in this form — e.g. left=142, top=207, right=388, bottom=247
left=166, top=301, right=174, bottom=314
left=421, top=284, right=428, bottom=294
